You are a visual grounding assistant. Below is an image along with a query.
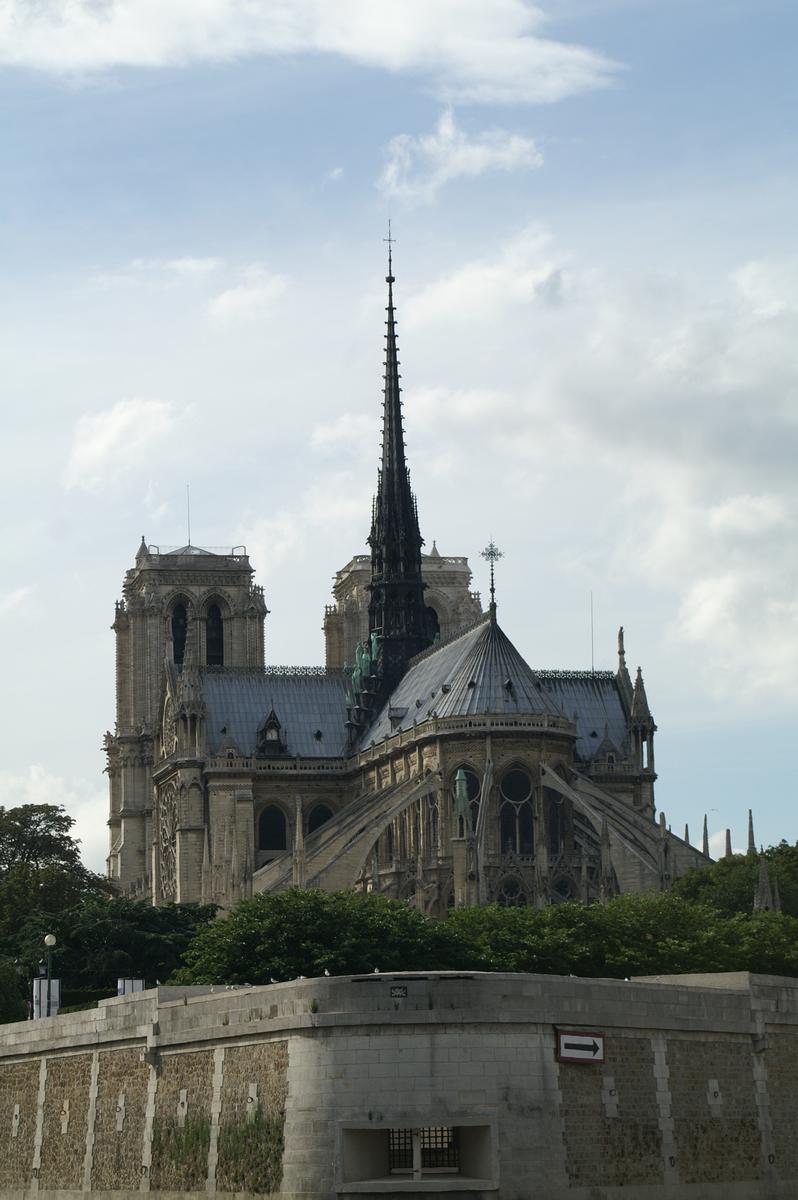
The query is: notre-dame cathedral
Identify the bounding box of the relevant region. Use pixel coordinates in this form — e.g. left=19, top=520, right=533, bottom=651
left=105, top=253, right=710, bottom=912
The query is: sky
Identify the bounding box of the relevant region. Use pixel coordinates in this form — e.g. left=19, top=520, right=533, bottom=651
left=0, top=0, right=796, bottom=873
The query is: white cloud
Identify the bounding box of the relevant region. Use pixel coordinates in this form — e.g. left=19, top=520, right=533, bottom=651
left=708, top=830, right=744, bottom=859
left=311, top=411, right=373, bottom=452
left=0, top=586, right=32, bottom=617
left=405, top=224, right=568, bottom=327
left=379, top=109, right=543, bottom=203
left=90, top=255, right=222, bottom=289
left=0, top=1, right=618, bottom=104
left=64, top=397, right=177, bottom=492
left=0, top=765, right=107, bottom=872
left=326, top=165, right=345, bottom=182
left=397, top=230, right=798, bottom=704
left=208, top=265, right=288, bottom=324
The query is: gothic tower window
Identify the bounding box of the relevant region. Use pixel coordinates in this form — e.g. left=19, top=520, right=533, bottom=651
left=206, top=603, right=224, bottom=666
left=425, top=605, right=441, bottom=643
left=499, top=767, right=534, bottom=856
left=308, top=804, right=333, bottom=835
left=258, top=805, right=287, bottom=861
left=171, top=602, right=188, bottom=665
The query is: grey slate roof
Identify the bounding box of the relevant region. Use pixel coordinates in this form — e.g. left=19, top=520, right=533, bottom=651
left=201, top=668, right=350, bottom=758
left=535, top=673, right=629, bottom=762
left=362, top=617, right=565, bottom=746
left=199, top=625, right=630, bottom=765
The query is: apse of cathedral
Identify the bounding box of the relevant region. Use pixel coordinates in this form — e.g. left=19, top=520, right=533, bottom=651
left=105, top=250, right=710, bottom=913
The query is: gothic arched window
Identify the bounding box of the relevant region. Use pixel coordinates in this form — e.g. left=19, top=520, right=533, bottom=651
left=552, top=877, right=574, bottom=902
left=308, top=804, right=333, bottom=835
left=496, top=877, right=528, bottom=907
left=171, top=603, right=187, bottom=666
left=258, top=805, right=287, bottom=860
left=206, top=603, right=224, bottom=666
left=499, top=767, right=534, bottom=856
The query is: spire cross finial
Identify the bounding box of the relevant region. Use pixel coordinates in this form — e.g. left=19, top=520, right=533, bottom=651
left=384, top=220, right=396, bottom=280
left=481, top=540, right=503, bottom=607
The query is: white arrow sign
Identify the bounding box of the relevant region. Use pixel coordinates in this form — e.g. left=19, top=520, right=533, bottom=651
left=556, top=1029, right=605, bottom=1064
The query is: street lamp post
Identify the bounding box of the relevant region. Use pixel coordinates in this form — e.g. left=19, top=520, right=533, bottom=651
left=44, top=934, right=56, bottom=1017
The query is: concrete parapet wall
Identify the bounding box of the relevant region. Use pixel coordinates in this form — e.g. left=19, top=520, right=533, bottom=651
left=1, top=972, right=797, bottom=1199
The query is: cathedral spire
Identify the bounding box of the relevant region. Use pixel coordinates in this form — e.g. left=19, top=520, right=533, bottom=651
left=367, top=235, right=429, bottom=693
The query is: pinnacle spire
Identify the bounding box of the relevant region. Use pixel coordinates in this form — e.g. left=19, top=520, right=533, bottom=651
left=631, top=666, right=653, bottom=724
left=366, top=236, right=429, bottom=694
left=747, top=809, right=756, bottom=856
left=702, top=813, right=709, bottom=858
left=754, top=852, right=775, bottom=912
left=481, top=540, right=503, bottom=623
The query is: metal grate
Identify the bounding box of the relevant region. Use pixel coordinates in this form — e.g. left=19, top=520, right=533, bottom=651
left=422, top=1126, right=459, bottom=1168
left=388, top=1129, right=413, bottom=1171
left=389, top=1127, right=459, bottom=1174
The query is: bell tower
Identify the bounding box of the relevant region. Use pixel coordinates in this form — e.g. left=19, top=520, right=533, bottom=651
left=106, top=539, right=267, bottom=894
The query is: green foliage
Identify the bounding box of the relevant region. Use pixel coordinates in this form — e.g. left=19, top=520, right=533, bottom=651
left=0, top=804, right=83, bottom=873
left=11, top=897, right=216, bottom=1002
left=171, top=888, right=487, bottom=984
left=216, top=1110, right=285, bottom=1194
left=672, top=842, right=798, bottom=917
left=0, top=804, right=215, bottom=1015
left=0, top=957, right=27, bottom=1023
left=151, top=1114, right=210, bottom=1191
left=0, top=804, right=112, bottom=968
left=446, top=892, right=798, bottom=979
left=171, top=886, right=798, bottom=987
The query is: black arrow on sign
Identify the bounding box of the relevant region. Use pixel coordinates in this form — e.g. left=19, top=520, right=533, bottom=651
left=564, top=1040, right=600, bottom=1055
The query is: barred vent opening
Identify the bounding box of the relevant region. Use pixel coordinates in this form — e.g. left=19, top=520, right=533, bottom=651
left=389, top=1127, right=459, bottom=1174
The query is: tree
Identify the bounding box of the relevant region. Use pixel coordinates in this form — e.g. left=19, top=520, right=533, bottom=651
left=447, top=893, right=798, bottom=980
left=172, top=889, right=486, bottom=985
left=0, top=957, right=27, bottom=1023
left=13, top=898, right=217, bottom=1004
left=672, top=842, right=798, bottom=918
left=0, top=806, right=111, bottom=965
left=0, top=804, right=84, bottom=873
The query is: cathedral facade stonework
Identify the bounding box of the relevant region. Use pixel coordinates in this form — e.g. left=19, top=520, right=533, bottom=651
left=105, top=260, right=709, bottom=910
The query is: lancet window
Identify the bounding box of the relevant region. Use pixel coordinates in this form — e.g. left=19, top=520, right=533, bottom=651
left=499, top=767, right=534, bottom=856
left=308, top=804, right=333, bottom=835
left=258, top=805, right=287, bottom=860
left=206, top=603, right=224, bottom=666
left=171, top=602, right=188, bottom=666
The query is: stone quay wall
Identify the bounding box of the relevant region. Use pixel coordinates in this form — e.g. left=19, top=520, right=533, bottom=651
left=1, top=970, right=797, bottom=1199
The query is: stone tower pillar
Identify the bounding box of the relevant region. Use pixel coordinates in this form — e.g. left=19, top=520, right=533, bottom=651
left=106, top=538, right=267, bottom=895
